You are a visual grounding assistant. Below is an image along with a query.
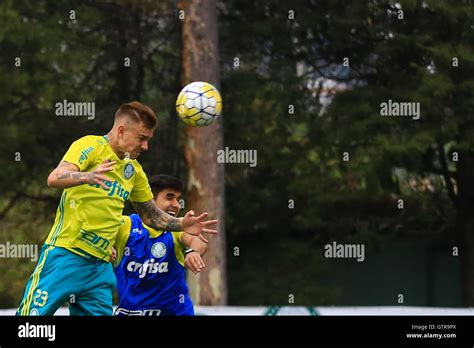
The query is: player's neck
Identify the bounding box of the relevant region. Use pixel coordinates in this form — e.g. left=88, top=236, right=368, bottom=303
left=105, top=131, right=126, bottom=159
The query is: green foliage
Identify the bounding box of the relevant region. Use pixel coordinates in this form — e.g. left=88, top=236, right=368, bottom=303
left=221, top=0, right=471, bottom=305
left=0, top=0, right=472, bottom=307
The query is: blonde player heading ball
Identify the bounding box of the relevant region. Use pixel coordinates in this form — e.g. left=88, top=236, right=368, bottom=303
left=17, top=102, right=217, bottom=316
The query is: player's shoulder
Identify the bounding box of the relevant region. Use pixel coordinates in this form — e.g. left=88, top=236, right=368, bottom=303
left=120, top=214, right=139, bottom=237
left=118, top=215, right=132, bottom=236
left=121, top=214, right=132, bottom=225
left=72, top=135, right=107, bottom=147
left=171, top=231, right=185, bottom=245
left=124, top=213, right=140, bottom=227
left=128, top=213, right=141, bottom=224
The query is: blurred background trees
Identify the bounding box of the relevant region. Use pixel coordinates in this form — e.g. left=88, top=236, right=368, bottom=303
left=0, top=0, right=472, bottom=307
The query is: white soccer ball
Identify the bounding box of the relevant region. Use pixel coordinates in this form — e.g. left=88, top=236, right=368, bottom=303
left=176, top=81, right=222, bottom=127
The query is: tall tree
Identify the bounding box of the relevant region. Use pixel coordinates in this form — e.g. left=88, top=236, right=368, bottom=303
left=179, top=0, right=227, bottom=305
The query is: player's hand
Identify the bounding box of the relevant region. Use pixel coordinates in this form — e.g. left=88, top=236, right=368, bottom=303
left=185, top=251, right=205, bottom=274
left=84, top=161, right=116, bottom=189
left=110, top=247, right=117, bottom=263
left=182, top=210, right=218, bottom=237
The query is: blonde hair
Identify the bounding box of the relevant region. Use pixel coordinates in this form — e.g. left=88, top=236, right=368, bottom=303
left=115, top=101, right=157, bottom=129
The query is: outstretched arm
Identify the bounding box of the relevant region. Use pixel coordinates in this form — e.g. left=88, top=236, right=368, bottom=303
left=132, top=200, right=184, bottom=231
left=131, top=200, right=218, bottom=236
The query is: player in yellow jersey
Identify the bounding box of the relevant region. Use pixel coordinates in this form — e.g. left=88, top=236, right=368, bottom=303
left=17, top=102, right=217, bottom=316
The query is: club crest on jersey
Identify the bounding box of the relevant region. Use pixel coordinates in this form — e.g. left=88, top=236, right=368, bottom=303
left=124, top=163, right=134, bottom=179
left=151, top=242, right=167, bottom=258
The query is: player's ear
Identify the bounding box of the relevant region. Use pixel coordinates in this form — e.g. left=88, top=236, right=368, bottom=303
left=117, top=124, right=125, bottom=138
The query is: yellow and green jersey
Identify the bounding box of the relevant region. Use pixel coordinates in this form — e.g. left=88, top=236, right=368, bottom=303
left=45, top=135, right=154, bottom=261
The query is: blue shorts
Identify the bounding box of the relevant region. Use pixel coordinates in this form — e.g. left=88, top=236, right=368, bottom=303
left=17, top=244, right=116, bottom=316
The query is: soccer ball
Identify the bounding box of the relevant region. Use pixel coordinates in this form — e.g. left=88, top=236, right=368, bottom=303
left=176, top=81, right=222, bottom=127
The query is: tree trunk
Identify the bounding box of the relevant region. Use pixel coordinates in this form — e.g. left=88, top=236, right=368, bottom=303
left=179, top=0, right=227, bottom=305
